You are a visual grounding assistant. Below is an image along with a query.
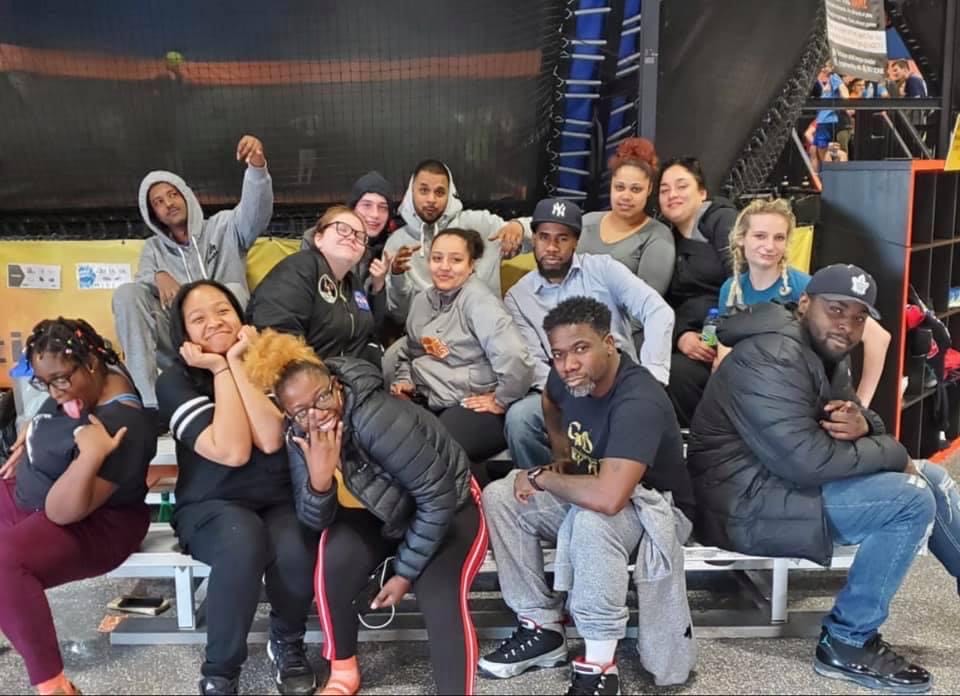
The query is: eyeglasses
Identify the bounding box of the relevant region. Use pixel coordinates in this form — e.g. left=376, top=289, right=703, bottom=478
left=287, top=380, right=337, bottom=428
left=325, top=221, right=368, bottom=246
left=30, top=363, right=81, bottom=392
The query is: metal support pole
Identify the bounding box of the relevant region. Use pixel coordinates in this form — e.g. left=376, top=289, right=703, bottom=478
left=938, top=0, right=958, bottom=157
left=637, top=0, right=660, bottom=140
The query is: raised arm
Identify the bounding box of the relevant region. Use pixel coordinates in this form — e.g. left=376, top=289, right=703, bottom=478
left=159, top=351, right=253, bottom=467
left=228, top=135, right=273, bottom=251
left=229, top=326, right=285, bottom=454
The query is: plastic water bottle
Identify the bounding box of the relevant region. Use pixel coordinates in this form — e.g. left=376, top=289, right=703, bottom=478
left=701, top=308, right=720, bottom=348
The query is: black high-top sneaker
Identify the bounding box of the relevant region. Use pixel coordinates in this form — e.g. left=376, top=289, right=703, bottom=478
left=267, top=631, right=317, bottom=695
left=566, top=659, right=620, bottom=695
left=814, top=629, right=932, bottom=693
left=198, top=676, right=239, bottom=695
left=477, top=618, right=568, bottom=678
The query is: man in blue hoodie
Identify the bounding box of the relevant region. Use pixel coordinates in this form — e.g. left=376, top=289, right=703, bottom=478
left=112, top=135, right=273, bottom=408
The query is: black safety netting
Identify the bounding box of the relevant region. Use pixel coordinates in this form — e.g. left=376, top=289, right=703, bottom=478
left=0, top=0, right=567, bottom=236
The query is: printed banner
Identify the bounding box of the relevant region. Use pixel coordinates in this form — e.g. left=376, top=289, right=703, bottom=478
left=825, top=0, right=888, bottom=80
left=76, top=262, right=132, bottom=290
left=6, top=263, right=61, bottom=290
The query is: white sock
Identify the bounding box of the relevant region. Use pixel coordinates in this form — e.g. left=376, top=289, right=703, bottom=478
left=541, top=621, right=564, bottom=635
left=584, top=639, right=617, bottom=666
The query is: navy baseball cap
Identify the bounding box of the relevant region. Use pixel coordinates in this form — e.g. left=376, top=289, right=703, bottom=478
left=806, top=264, right=881, bottom=320
left=531, top=198, right=583, bottom=236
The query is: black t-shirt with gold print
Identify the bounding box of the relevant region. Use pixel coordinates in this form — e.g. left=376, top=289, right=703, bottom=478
left=546, top=354, right=695, bottom=521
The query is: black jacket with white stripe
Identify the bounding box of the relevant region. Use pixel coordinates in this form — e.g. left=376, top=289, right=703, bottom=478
left=287, top=357, right=473, bottom=581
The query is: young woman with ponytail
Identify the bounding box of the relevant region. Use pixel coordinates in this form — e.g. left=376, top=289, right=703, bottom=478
left=0, top=318, right=154, bottom=695
left=577, top=137, right=675, bottom=296
left=716, top=199, right=890, bottom=406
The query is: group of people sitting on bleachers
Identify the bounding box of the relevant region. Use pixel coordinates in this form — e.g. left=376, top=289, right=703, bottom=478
left=2, top=133, right=960, bottom=696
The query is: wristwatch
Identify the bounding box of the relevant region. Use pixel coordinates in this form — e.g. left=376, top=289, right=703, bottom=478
left=527, top=466, right=546, bottom=492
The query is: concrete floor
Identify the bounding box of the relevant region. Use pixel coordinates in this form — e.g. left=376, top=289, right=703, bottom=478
left=2, top=458, right=959, bottom=694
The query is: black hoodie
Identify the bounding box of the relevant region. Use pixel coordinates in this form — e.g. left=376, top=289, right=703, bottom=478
left=666, top=197, right=737, bottom=343
left=687, top=303, right=908, bottom=565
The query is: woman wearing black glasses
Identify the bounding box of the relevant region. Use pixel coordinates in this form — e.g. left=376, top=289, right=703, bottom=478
left=249, top=205, right=388, bottom=367
left=157, top=280, right=318, bottom=695
left=242, top=329, right=487, bottom=696
left=0, top=318, right=153, bottom=696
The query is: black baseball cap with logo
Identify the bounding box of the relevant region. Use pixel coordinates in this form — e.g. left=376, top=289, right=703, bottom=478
left=531, top=198, right=583, bottom=236
left=805, top=264, right=881, bottom=320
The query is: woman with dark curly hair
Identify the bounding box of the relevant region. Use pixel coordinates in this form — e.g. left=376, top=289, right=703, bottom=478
left=243, top=328, right=488, bottom=696
left=577, top=137, right=675, bottom=297
left=0, top=318, right=154, bottom=695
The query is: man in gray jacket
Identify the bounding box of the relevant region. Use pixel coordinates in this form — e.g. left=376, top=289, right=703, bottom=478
left=112, top=135, right=273, bottom=408
left=384, top=159, right=531, bottom=323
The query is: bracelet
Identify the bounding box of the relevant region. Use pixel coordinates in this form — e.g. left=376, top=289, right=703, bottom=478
left=527, top=466, right=546, bottom=492
left=213, top=366, right=231, bottom=377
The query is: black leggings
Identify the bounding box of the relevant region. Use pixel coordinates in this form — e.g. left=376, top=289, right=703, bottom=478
left=667, top=352, right=713, bottom=428
left=437, top=405, right=507, bottom=487
left=315, top=482, right=488, bottom=695
left=174, top=500, right=318, bottom=680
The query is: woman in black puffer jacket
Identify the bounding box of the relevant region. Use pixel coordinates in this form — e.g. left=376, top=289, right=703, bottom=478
left=243, top=329, right=487, bottom=696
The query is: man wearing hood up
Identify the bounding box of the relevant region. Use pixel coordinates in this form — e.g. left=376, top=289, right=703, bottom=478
left=112, top=134, right=273, bottom=408
left=383, top=159, right=530, bottom=322
left=688, top=264, right=960, bottom=694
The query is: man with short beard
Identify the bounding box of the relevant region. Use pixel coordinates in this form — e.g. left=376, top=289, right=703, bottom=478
left=478, top=297, right=696, bottom=694
left=383, top=159, right=529, bottom=322
left=689, top=264, right=960, bottom=693
left=503, top=198, right=674, bottom=470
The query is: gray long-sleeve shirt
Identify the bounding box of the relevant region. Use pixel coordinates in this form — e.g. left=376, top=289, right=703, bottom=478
left=504, top=253, right=674, bottom=388
left=576, top=211, right=675, bottom=296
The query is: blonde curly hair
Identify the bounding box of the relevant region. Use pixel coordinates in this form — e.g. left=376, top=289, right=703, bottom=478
left=243, top=329, right=328, bottom=395
left=726, top=198, right=797, bottom=308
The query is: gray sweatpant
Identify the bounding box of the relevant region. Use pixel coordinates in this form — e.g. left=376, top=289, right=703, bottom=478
left=112, top=280, right=248, bottom=407
left=482, top=470, right=643, bottom=641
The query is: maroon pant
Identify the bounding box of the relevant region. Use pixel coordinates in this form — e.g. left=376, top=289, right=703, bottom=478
left=0, top=479, right=149, bottom=684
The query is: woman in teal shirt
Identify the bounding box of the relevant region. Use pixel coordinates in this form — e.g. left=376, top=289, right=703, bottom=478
left=716, top=198, right=890, bottom=407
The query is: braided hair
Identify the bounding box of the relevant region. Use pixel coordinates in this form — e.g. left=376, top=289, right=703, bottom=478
left=25, top=317, right=119, bottom=372
left=726, top=198, right=796, bottom=308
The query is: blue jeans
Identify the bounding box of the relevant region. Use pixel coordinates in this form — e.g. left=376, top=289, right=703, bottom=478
left=504, top=393, right=551, bottom=470
left=821, top=461, right=960, bottom=646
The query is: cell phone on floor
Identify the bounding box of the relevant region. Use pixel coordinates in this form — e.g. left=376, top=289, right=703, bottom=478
left=108, top=595, right=170, bottom=616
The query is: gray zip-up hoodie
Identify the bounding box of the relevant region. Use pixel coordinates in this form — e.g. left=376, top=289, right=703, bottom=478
left=135, top=165, right=273, bottom=304
left=394, top=275, right=534, bottom=410
left=384, top=165, right=530, bottom=321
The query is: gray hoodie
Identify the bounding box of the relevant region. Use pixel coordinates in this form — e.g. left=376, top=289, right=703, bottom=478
left=384, top=165, right=530, bottom=321
left=135, top=166, right=273, bottom=304
left=394, top=275, right=534, bottom=410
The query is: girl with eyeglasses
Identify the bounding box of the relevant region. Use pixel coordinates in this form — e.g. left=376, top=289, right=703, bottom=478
left=157, top=281, right=318, bottom=695
left=0, top=318, right=154, bottom=695
left=249, top=206, right=388, bottom=367
left=242, top=328, right=487, bottom=696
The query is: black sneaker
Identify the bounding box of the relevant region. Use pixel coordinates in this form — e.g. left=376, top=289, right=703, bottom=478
left=814, top=629, right=932, bottom=693
left=267, top=633, right=317, bottom=695
left=567, top=659, right=620, bottom=695
left=198, top=676, right=239, bottom=695
left=477, top=618, right=568, bottom=679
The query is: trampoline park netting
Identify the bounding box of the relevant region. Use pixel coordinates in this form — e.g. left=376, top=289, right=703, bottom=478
left=0, top=0, right=568, bottom=231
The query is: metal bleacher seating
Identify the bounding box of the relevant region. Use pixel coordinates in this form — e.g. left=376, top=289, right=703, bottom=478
left=108, top=436, right=862, bottom=646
